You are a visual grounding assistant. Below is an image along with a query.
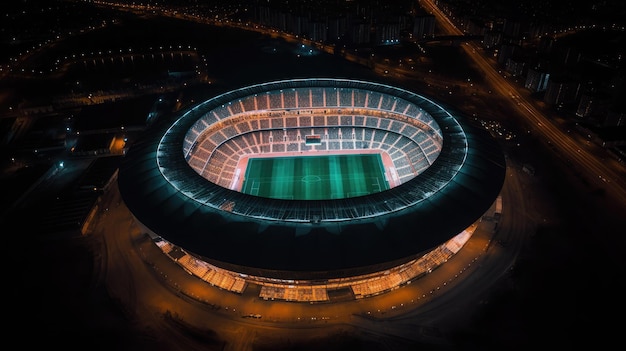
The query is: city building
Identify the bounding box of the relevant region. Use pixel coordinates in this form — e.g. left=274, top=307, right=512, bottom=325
left=544, top=76, right=582, bottom=107
left=525, top=65, right=551, bottom=92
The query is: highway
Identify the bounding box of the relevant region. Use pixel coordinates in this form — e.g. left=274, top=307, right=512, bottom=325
left=419, top=0, right=626, bottom=207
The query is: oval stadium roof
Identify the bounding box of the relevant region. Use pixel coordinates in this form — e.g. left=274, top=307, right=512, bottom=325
left=118, top=79, right=506, bottom=279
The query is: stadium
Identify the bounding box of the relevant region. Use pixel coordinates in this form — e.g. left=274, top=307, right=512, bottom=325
left=118, top=78, right=506, bottom=302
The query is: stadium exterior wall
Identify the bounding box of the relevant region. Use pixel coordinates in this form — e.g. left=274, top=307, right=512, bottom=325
left=118, top=78, right=506, bottom=280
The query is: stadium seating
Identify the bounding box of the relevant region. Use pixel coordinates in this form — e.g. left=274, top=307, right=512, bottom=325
left=182, top=85, right=448, bottom=189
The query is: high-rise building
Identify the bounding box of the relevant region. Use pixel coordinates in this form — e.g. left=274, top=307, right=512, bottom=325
left=483, top=30, right=503, bottom=49
left=497, top=44, right=521, bottom=66
left=525, top=66, right=551, bottom=92
left=603, top=108, right=626, bottom=127
left=506, top=56, right=526, bottom=77
left=375, top=22, right=401, bottom=45
left=412, top=14, right=435, bottom=40
left=350, top=21, right=372, bottom=45
left=544, top=76, right=582, bottom=107
left=576, top=90, right=612, bottom=123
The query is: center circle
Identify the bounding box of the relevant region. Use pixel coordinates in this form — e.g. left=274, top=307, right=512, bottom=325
left=301, top=175, right=322, bottom=183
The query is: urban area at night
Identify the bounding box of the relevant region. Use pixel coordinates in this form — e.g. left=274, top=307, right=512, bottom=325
left=2, top=1, right=625, bottom=350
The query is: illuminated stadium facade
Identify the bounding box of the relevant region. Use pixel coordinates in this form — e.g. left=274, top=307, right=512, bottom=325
left=118, top=78, right=506, bottom=302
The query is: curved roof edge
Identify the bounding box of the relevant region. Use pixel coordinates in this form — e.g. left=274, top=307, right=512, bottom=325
left=118, top=79, right=506, bottom=277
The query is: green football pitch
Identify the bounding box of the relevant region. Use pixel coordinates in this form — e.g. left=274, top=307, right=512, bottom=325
left=241, top=154, right=389, bottom=200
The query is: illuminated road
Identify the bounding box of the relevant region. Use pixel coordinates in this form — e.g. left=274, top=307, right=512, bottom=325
left=79, top=159, right=542, bottom=351
left=418, top=0, right=626, bottom=207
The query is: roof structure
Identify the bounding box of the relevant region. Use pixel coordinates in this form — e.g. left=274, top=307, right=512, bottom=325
left=118, top=78, right=506, bottom=279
